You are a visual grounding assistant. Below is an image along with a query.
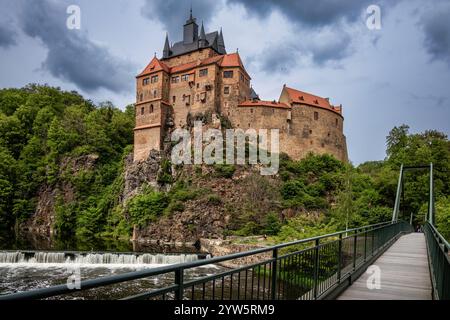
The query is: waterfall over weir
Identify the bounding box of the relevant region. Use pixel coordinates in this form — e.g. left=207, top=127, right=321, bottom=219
left=0, top=251, right=206, bottom=266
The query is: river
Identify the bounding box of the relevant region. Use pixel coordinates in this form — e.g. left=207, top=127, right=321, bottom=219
left=0, top=233, right=222, bottom=299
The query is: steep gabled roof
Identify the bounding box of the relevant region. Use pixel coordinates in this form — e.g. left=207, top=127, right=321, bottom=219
left=220, top=53, right=250, bottom=78
left=284, top=86, right=342, bottom=115
left=137, top=57, right=170, bottom=77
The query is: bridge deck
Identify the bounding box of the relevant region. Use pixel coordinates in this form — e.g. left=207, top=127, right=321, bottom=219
left=338, top=233, right=432, bottom=300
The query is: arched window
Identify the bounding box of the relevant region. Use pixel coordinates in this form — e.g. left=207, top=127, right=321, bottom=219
left=150, top=104, right=154, bottom=113
left=141, top=107, right=145, bottom=115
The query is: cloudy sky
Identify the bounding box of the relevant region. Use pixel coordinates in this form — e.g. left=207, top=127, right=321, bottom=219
left=1, top=0, right=449, bottom=164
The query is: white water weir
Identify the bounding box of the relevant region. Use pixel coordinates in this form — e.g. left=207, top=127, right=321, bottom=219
left=0, top=250, right=208, bottom=267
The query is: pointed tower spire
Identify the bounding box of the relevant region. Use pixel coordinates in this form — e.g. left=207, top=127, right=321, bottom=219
left=199, top=21, right=207, bottom=48
left=163, top=33, right=170, bottom=58
left=218, top=28, right=226, bottom=54
left=189, top=4, right=193, bottom=20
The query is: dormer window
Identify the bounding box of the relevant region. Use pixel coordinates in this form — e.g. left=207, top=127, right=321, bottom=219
left=299, top=96, right=304, bottom=101
left=199, top=68, right=208, bottom=77
left=223, top=71, right=233, bottom=78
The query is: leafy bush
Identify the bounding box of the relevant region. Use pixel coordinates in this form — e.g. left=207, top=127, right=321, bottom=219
left=127, top=190, right=169, bottom=227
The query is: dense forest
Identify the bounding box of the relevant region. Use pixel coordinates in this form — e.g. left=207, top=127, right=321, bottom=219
left=0, top=85, right=449, bottom=246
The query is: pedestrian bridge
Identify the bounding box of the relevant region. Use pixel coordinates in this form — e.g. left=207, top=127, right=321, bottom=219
left=1, top=164, right=449, bottom=300
left=338, top=232, right=432, bottom=300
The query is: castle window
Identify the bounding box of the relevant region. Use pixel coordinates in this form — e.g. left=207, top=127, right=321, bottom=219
left=250, top=108, right=253, bottom=113
left=171, top=76, right=180, bottom=83
left=181, top=74, right=189, bottom=81
left=223, top=71, right=233, bottom=78
left=314, top=112, right=319, bottom=120
left=335, top=118, right=338, bottom=127
left=143, top=77, right=150, bottom=85
left=309, top=130, right=313, bottom=134
left=199, top=68, right=208, bottom=77
left=139, top=93, right=143, bottom=101
left=141, top=107, right=144, bottom=115
left=150, top=104, right=154, bottom=113
left=310, top=141, right=313, bottom=145
left=172, top=96, right=176, bottom=103
left=196, top=83, right=200, bottom=88
left=248, top=123, right=251, bottom=127
left=321, top=143, right=325, bottom=148
left=151, top=75, right=158, bottom=83
left=224, top=86, right=230, bottom=94
left=153, top=90, right=157, bottom=98
left=240, top=73, right=244, bottom=81
left=328, top=132, right=330, bottom=137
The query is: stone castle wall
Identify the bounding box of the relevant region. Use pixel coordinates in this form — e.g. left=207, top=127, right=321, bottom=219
left=134, top=50, right=347, bottom=163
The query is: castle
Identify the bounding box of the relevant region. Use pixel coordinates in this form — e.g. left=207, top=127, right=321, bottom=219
left=134, top=11, right=348, bottom=163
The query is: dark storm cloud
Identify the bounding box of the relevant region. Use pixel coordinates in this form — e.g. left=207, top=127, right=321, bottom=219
left=259, top=44, right=299, bottom=74
left=18, top=0, right=134, bottom=93
left=0, top=22, right=17, bottom=48
left=258, top=30, right=353, bottom=73
left=420, top=3, right=450, bottom=65
left=141, top=0, right=221, bottom=40
left=228, top=0, right=383, bottom=72
left=228, top=0, right=373, bottom=28
left=309, top=32, right=353, bottom=66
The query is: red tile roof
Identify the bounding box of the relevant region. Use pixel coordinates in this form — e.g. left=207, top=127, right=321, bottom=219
left=238, top=100, right=291, bottom=109
left=284, top=86, right=342, bottom=115
left=138, top=53, right=250, bottom=77
left=137, top=57, right=170, bottom=77
left=221, top=53, right=250, bottom=78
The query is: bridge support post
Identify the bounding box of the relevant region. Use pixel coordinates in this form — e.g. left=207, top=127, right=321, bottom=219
left=175, top=268, right=184, bottom=300
left=429, top=163, right=435, bottom=226
left=392, top=164, right=404, bottom=222
left=313, top=239, right=320, bottom=299
left=271, top=248, right=278, bottom=300
left=337, top=234, right=342, bottom=282
left=364, top=228, right=367, bottom=262
left=353, top=234, right=357, bottom=271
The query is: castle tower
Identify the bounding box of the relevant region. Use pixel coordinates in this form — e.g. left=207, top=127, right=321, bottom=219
left=134, top=57, right=170, bottom=162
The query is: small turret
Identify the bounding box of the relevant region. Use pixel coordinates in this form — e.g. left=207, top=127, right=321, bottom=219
left=163, top=33, right=171, bottom=58
left=218, top=28, right=226, bottom=54
left=199, top=22, right=208, bottom=48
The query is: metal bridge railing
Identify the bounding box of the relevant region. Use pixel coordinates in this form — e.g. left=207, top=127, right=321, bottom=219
left=423, top=222, right=450, bottom=300
left=0, top=220, right=412, bottom=300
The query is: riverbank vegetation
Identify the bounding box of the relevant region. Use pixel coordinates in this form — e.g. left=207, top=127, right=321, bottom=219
left=0, top=85, right=449, bottom=246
